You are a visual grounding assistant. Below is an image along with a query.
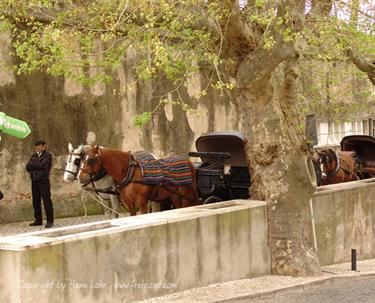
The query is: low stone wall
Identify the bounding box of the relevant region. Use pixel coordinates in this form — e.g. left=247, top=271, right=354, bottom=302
left=3, top=179, right=375, bottom=303
left=312, top=178, right=375, bottom=265
left=0, top=200, right=270, bottom=303
left=0, top=192, right=104, bottom=223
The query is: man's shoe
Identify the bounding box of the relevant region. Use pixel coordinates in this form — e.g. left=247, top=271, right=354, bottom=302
left=29, top=221, right=42, bottom=226
left=45, top=222, right=53, bottom=228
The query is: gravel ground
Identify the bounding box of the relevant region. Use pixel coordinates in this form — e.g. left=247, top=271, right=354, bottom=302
left=0, top=214, right=110, bottom=236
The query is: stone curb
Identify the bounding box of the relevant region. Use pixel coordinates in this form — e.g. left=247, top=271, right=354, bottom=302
left=213, top=272, right=375, bottom=303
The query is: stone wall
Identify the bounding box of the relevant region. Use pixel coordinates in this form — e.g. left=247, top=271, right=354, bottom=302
left=2, top=180, right=375, bottom=301
left=312, top=179, right=375, bottom=265
left=0, top=34, right=248, bottom=222
left=0, top=200, right=270, bottom=303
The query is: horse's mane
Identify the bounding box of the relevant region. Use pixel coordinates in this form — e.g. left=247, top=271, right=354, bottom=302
left=81, top=144, right=104, bottom=153
left=97, top=147, right=130, bottom=182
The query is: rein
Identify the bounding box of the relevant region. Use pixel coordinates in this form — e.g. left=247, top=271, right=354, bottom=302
left=85, top=182, right=119, bottom=196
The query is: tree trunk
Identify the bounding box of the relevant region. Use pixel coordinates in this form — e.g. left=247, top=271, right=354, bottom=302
left=240, top=61, right=320, bottom=276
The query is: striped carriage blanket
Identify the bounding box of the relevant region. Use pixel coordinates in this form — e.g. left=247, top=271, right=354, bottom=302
left=133, top=151, right=156, bottom=162
left=136, top=155, right=193, bottom=186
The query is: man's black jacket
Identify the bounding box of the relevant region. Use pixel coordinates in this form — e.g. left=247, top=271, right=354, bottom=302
left=26, top=151, right=52, bottom=181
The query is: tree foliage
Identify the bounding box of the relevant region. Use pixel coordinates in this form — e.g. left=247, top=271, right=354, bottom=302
left=0, top=1, right=373, bottom=123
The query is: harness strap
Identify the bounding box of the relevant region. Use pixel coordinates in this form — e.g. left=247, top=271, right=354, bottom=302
left=85, top=184, right=119, bottom=196
left=115, top=155, right=138, bottom=189
left=338, top=158, right=359, bottom=180
left=325, top=152, right=358, bottom=180
left=91, top=167, right=107, bottom=182
left=64, top=169, right=78, bottom=179
left=326, top=152, right=340, bottom=178
left=130, top=180, right=195, bottom=202
left=104, top=153, right=195, bottom=203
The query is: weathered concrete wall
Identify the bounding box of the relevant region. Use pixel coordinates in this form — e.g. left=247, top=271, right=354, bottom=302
left=1, top=181, right=375, bottom=302
left=0, top=191, right=104, bottom=223
left=0, top=200, right=270, bottom=303
left=0, top=34, right=248, bottom=222
left=312, top=179, right=375, bottom=265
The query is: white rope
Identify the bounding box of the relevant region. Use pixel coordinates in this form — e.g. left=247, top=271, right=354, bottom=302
left=80, top=191, right=88, bottom=217
left=85, top=191, right=124, bottom=217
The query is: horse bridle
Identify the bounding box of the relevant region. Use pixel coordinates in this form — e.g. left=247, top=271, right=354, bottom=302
left=64, top=152, right=85, bottom=179
left=80, top=151, right=108, bottom=184
left=320, top=151, right=357, bottom=179
left=320, top=151, right=340, bottom=178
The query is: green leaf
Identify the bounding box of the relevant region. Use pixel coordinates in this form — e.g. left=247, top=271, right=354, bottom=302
left=134, top=112, right=152, bottom=128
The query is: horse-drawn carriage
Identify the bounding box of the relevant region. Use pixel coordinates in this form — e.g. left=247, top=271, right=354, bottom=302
left=189, top=132, right=251, bottom=203
left=316, top=135, right=375, bottom=185
left=341, top=135, right=375, bottom=179
left=68, top=132, right=252, bottom=214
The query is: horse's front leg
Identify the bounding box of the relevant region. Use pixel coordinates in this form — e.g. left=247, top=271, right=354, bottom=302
left=127, top=202, right=137, bottom=216
left=138, top=199, right=148, bottom=214
left=119, top=191, right=137, bottom=216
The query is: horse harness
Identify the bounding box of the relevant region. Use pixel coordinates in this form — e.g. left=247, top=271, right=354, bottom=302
left=64, top=151, right=85, bottom=179
left=82, top=151, right=195, bottom=202
left=65, top=151, right=116, bottom=199
left=323, top=151, right=357, bottom=180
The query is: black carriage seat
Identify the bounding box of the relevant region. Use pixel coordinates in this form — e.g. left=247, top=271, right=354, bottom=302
left=198, top=161, right=223, bottom=174
left=363, top=159, right=375, bottom=174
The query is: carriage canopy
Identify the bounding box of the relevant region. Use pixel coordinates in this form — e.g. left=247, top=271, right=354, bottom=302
left=194, top=131, right=248, bottom=167
left=341, top=135, right=375, bottom=175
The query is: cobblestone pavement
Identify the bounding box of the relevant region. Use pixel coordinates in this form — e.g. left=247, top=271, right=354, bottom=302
left=137, top=260, right=375, bottom=303
left=0, top=214, right=109, bottom=236
left=247, top=276, right=375, bottom=303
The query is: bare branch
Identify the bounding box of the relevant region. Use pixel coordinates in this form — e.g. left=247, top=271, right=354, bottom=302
left=236, top=0, right=306, bottom=89
left=347, top=49, right=375, bottom=86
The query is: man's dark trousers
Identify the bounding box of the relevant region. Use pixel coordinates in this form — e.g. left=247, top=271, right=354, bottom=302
left=32, top=179, right=54, bottom=224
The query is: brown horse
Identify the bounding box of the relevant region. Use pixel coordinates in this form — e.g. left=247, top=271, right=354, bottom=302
left=318, top=149, right=358, bottom=185
left=78, top=146, right=199, bottom=216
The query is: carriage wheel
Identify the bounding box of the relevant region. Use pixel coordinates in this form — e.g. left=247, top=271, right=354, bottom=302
left=203, top=196, right=222, bottom=204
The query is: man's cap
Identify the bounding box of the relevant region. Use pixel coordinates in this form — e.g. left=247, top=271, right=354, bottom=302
left=34, top=139, right=46, bottom=146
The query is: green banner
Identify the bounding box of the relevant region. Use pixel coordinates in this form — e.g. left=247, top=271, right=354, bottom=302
left=0, top=112, right=31, bottom=139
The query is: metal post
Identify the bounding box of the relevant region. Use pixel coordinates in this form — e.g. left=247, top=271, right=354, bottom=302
left=309, top=199, right=317, bottom=252
left=351, top=249, right=357, bottom=271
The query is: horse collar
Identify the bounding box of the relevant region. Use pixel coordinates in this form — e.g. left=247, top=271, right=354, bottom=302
left=115, top=154, right=137, bottom=189
left=326, top=152, right=340, bottom=178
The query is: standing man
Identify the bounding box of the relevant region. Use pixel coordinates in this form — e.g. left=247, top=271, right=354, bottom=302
left=26, top=139, right=54, bottom=228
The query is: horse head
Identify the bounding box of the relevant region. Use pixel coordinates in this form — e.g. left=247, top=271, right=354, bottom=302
left=63, top=143, right=85, bottom=182
left=318, top=149, right=338, bottom=177
left=78, top=145, right=104, bottom=186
